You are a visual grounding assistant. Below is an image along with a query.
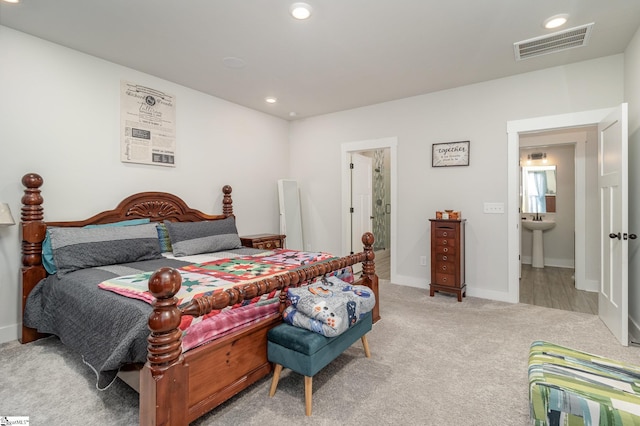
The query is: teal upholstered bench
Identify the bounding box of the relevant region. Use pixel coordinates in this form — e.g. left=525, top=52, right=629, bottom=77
left=267, top=310, right=373, bottom=416
left=528, top=340, right=640, bottom=425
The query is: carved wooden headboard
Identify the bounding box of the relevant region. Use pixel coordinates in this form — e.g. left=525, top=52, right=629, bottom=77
left=19, top=172, right=235, bottom=343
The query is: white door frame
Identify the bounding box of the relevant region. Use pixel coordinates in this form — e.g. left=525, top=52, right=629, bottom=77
left=507, top=108, right=613, bottom=303
left=341, top=137, right=398, bottom=282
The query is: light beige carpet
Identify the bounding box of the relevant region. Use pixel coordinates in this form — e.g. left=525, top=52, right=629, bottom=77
left=2, top=280, right=639, bottom=425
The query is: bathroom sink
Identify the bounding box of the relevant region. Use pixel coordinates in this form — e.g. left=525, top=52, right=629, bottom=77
left=521, top=220, right=556, bottom=268
left=521, top=220, right=556, bottom=231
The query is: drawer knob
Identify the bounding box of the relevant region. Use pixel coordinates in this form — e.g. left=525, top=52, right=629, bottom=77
left=443, top=255, right=448, bottom=261
left=441, top=265, right=447, bottom=271
left=442, top=277, right=447, bottom=282
left=442, top=232, right=448, bottom=237
left=442, top=239, right=448, bottom=245
left=443, top=248, right=448, bottom=253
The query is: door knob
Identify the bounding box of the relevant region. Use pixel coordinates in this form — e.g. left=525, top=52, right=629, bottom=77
left=630, top=234, right=638, bottom=240
left=609, top=232, right=621, bottom=240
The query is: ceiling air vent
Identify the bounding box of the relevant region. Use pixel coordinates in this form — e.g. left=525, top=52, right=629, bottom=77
left=514, top=23, right=594, bottom=61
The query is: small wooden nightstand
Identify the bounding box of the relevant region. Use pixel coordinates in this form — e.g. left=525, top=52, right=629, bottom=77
left=240, top=234, right=286, bottom=250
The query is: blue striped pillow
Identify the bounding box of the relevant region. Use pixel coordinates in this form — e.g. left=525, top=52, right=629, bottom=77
left=42, top=218, right=151, bottom=274
left=164, top=217, right=242, bottom=257
left=156, top=222, right=173, bottom=253
left=49, top=223, right=162, bottom=276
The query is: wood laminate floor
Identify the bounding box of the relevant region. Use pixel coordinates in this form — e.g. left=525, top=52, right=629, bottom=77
left=519, top=264, right=598, bottom=315
left=374, top=250, right=390, bottom=280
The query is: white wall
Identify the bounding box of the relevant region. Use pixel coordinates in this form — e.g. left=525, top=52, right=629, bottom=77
left=0, top=24, right=634, bottom=344
left=289, top=55, right=624, bottom=300
left=625, top=26, right=640, bottom=340
left=0, top=27, right=290, bottom=343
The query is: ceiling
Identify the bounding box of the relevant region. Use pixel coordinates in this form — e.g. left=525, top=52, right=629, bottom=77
left=2, top=1, right=640, bottom=120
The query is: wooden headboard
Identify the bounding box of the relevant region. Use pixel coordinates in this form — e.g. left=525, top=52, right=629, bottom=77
left=19, top=172, right=235, bottom=343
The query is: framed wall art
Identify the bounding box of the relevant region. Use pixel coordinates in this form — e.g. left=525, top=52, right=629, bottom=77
left=432, top=140, right=470, bottom=167
left=121, top=80, right=176, bottom=167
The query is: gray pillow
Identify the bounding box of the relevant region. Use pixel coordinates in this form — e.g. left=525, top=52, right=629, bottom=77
left=49, top=223, right=163, bottom=276
left=164, top=217, right=242, bottom=257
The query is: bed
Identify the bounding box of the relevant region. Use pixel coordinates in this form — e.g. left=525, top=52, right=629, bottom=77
left=19, top=172, right=380, bottom=425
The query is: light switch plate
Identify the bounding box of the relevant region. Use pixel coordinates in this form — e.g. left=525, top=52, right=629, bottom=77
left=483, top=202, right=505, bottom=214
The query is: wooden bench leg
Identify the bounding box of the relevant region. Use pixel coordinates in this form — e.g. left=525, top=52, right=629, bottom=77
left=361, top=334, right=371, bottom=358
left=269, top=364, right=283, bottom=397
left=304, top=376, right=313, bottom=416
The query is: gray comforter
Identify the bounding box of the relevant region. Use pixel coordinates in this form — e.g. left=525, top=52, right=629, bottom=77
left=24, top=258, right=190, bottom=389
left=24, top=249, right=262, bottom=389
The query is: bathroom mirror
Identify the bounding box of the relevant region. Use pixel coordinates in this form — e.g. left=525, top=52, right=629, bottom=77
left=521, top=165, right=557, bottom=213
left=277, top=179, right=304, bottom=250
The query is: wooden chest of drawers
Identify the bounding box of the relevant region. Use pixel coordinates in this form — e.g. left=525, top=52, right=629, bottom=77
left=240, top=233, right=286, bottom=250
left=429, top=219, right=466, bottom=301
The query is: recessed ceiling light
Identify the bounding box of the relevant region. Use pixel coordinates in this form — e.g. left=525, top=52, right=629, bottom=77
left=289, top=112, right=297, bottom=117
left=543, top=14, right=569, bottom=29
left=290, top=2, right=312, bottom=20
left=265, top=97, right=278, bottom=104
left=222, top=56, right=246, bottom=69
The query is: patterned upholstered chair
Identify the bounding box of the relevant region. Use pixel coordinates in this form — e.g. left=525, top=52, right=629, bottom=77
left=528, top=341, right=640, bottom=425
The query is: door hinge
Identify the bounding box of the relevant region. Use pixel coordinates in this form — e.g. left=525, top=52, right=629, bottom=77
left=350, top=207, right=354, bottom=213
left=350, top=163, right=354, bottom=169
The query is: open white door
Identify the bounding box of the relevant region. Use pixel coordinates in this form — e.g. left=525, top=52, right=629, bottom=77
left=598, top=103, right=629, bottom=346
left=350, top=153, right=373, bottom=254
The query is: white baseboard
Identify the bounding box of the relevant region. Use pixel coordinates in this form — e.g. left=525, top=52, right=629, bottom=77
left=389, top=274, right=514, bottom=303
left=0, top=322, right=19, bottom=345
left=520, top=257, right=574, bottom=268
left=467, top=287, right=515, bottom=303
left=545, top=258, right=575, bottom=268
left=576, top=278, right=599, bottom=292
left=629, top=316, right=640, bottom=345
left=391, top=273, right=428, bottom=289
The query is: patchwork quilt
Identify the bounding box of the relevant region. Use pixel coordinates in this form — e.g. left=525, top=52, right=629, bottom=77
left=98, top=249, right=352, bottom=348
left=282, top=275, right=375, bottom=337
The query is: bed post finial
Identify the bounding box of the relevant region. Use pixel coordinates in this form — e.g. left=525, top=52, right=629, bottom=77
left=20, top=173, right=47, bottom=344
left=146, top=267, right=184, bottom=370
left=21, top=173, right=44, bottom=223
left=361, top=232, right=375, bottom=275
left=141, top=267, right=189, bottom=426
left=222, top=185, right=233, bottom=217
left=361, top=232, right=380, bottom=323
left=21, top=173, right=45, bottom=266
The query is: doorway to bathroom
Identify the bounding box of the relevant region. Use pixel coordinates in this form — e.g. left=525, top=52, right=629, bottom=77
left=348, top=148, right=391, bottom=280
left=518, top=127, right=599, bottom=314
left=341, top=137, right=398, bottom=283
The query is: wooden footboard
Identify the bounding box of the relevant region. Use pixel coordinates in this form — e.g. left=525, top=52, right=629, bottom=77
left=140, top=234, right=379, bottom=425
left=19, top=173, right=379, bottom=426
